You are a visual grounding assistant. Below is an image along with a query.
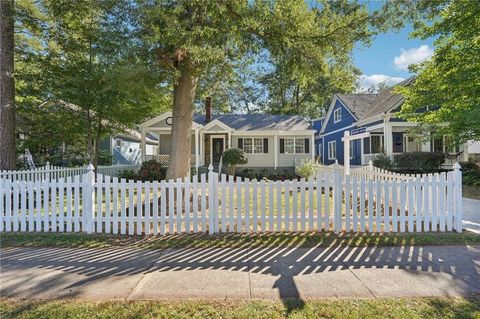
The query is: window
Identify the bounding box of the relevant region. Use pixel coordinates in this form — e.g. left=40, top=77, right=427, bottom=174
left=254, top=138, right=264, bottom=153
left=371, top=135, right=384, bottom=153
left=285, top=138, right=295, bottom=153
left=295, top=138, right=305, bottom=153
left=238, top=138, right=268, bottom=154
left=116, top=139, right=122, bottom=148
left=280, top=138, right=309, bottom=154
left=431, top=137, right=443, bottom=153
left=333, top=108, right=342, bottom=123
left=328, top=141, right=336, bottom=160
left=243, top=138, right=253, bottom=153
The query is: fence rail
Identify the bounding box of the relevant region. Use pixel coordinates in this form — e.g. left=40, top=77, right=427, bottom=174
left=0, top=163, right=463, bottom=235
left=0, top=163, right=141, bottom=182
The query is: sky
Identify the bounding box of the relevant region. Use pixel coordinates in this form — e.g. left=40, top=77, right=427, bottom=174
left=353, top=2, right=435, bottom=92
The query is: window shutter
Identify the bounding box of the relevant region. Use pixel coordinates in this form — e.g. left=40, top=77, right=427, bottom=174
left=280, top=138, right=285, bottom=153
left=263, top=138, right=268, bottom=153
left=304, top=138, right=309, bottom=153
left=238, top=138, right=243, bottom=150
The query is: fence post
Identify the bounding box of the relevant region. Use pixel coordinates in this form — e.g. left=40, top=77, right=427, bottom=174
left=83, top=164, right=95, bottom=234
left=333, top=166, right=342, bottom=233
left=45, top=161, right=51, bottom=182
left=208, top=163, right=216, bottom=234
left=453, top=162, right=463, bottom=233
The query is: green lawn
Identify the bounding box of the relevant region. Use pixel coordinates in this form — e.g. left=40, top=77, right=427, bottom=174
left=1, top=297, right=479, bottom=319
left=2, top=231, right=479, bottom=250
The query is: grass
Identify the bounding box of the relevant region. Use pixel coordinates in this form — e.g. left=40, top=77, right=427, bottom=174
left=464, top=184, right=480, bottom=200
left=2, top=230, right=479, bottom=250
left=1, top=297, right=479, bottom=319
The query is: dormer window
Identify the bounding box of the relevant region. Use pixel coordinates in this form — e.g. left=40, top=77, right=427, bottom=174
left=333, top=108, right=342, bottom=123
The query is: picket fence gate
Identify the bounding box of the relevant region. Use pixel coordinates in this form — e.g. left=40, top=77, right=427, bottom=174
left=0, top=163, right=463, bottom=235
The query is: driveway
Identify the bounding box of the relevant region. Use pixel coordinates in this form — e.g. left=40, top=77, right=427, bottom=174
left=464, top=197, right=480, bottom=234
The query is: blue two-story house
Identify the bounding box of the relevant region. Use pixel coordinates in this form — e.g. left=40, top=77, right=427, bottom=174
left=314, top=77, right=469, bottom=167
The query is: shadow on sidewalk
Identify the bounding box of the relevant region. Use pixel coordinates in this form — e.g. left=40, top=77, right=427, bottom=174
left=2, top=240, right=479, bottom=313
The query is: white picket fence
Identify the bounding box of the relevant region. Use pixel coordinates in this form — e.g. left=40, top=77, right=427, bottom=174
left=0, top=163, right=463, bottom=235
left=0, top=163, right=141, bottom=182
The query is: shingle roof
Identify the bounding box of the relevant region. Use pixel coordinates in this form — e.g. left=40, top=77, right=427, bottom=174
left=336, top=76, right=415, bottom=120
left=193, top=114, right=313, bottom=131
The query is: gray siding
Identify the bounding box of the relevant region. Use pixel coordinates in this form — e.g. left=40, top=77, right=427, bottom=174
left=233, top=136, right=274, bottom=168
left=159, top=133, right=195, bottom=154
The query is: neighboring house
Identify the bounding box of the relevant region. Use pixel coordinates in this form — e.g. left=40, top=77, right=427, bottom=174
left=100, top=130, right=158, bottom=165
left=137, top=105, right=315, bottom=172
left=315, top=77, right=469, bottom=167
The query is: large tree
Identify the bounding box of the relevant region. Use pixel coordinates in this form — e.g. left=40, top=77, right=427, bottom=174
left=15, top=0, right=167, bottom=168
left=138, top=0, right=373, bottom=179
left=394, top=0, right=480, bottom=144
left=0, top=0, right=16, bottom=170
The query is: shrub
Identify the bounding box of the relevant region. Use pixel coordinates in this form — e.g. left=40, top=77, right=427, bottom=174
left=222, top=148, right=248, bottom=176
left=136, top=160, right=167, bottom=181
left=394, top=152, right=445, bottom=173
left=118, top=169, right=137, bottom=180
left=372, top=153, right=393, bottom=170
left=461, top=162, right=480, bottom=186
left=297, top=160, right=319, bottom=179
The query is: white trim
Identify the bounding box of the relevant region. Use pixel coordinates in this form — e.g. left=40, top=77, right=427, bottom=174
left=318, top=124, right=356, bottom=138
left=202, top=119, right=233, bottom=132
left=210, top=135, right=226, bottom=164
left=333, top=108, right=342, bottom=123
left=320, top=95, right=358, bottom=134
left=274, top=133, right=278, bottom=169
left=310, top=132, right=315, bottom=160
left=238, top=137, right=267, bottom=154
left=139, top=111, right=202, bottom=129
left=327, top=140, right=336, bottom=160
left=231, top=130, right=315, bottom=136
left=280, top=137, right=309, bottom=154
left=138, top=111, right=172, bottom=128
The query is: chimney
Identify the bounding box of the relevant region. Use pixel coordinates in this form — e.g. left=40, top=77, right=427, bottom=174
left=205, top=97, right=212, bottom=122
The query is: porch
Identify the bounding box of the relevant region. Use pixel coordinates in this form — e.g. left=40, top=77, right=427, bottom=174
left=359, top=121, right=468, bottom=167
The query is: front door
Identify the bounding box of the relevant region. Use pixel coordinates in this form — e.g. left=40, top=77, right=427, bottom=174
left=211, top=138, right=224, bottom=164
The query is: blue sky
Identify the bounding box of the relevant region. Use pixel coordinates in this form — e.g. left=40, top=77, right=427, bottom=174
left=354, top=2, right=435, bottom=91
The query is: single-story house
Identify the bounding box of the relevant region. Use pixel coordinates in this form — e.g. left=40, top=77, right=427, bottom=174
left=315, top=77, right=469, bottom=167
left=100, top=129, right=158, bottom=165
left=137, top=105, right=315, bottom=172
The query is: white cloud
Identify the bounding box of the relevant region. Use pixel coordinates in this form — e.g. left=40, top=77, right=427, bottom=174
left=358, top=74, right=405, bottom=92
left=393, top=45, right=433, bottom=70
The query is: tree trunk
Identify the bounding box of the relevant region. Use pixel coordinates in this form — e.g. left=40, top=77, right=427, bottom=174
left=0, top=0, right=16, bottom=170
left=93, top=122, right=102, bottom=172
left=166, top=66, right=198, bottom=180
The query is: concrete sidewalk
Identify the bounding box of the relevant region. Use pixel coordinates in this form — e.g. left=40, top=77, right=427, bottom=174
left=1, top=244, right=479, bottom=300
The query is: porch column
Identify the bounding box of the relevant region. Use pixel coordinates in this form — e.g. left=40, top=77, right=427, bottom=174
left=384, top=117, right=393, bottom=158
left=228, top=131, right=232, bottom=149
left=310, top=132, right=315, bottom=160
left=157, top=132, right=160, bottom=155
left=273, top=133, right=278, bottom=170
left=195, top=129, right=199, bottom=169
left=421, top=132, right=431, bottom=151
left=360, top=137, right=364, bottom=165
left=140, top=128, right=146, bottom=162
left=199, top=131, right=203, bottom=166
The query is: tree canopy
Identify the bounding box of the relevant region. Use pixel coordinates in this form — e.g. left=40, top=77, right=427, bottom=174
left=393, top=0, right=480, bottom=144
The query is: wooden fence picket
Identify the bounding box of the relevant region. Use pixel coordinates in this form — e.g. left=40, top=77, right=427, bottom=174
left=0, top=162, right=463, bottom=235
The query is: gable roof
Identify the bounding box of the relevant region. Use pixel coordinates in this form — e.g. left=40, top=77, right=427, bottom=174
left=193, top=114, right=313, bottom=131
left=335, top=76, right=416, bottom=121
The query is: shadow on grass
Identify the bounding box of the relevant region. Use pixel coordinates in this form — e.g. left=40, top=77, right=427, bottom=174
left=2, top=231, right=479, bottom=250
